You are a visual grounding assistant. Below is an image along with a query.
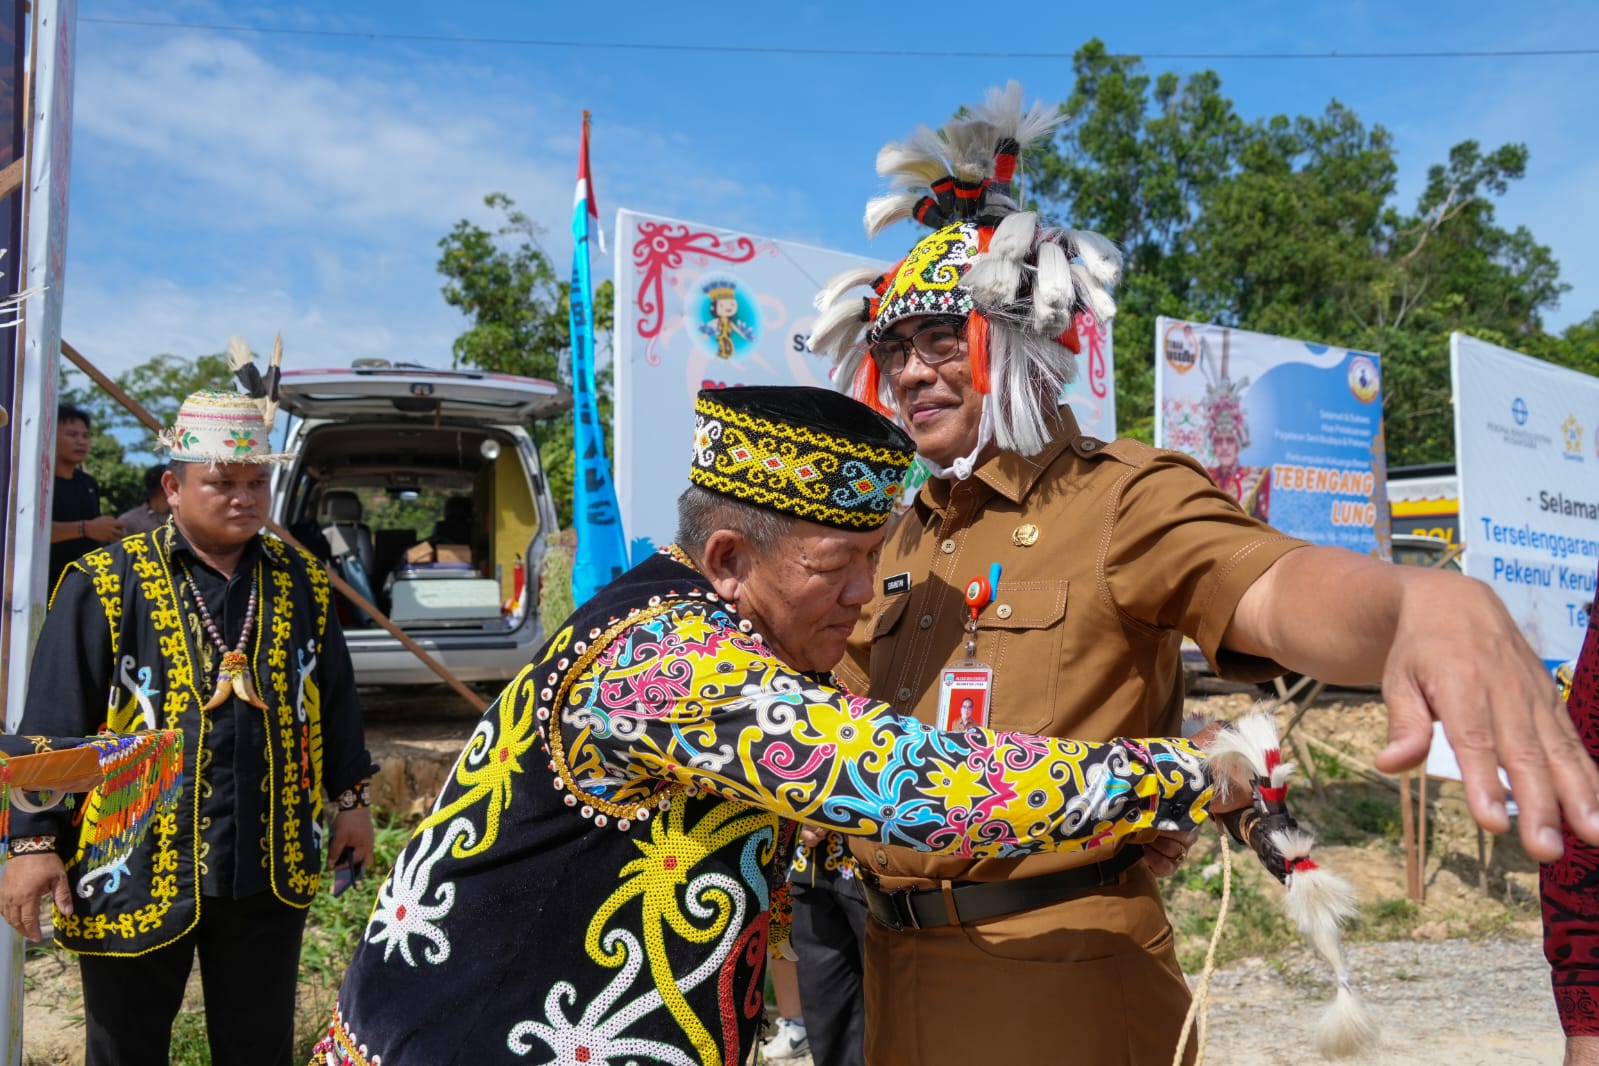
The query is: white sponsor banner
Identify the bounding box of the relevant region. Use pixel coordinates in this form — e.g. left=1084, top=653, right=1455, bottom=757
left=1451, top=332, right=1599, bottom=670
left=613, top=210, right=878, bottom=557
left=1155, top=317, right=1389, bottom=555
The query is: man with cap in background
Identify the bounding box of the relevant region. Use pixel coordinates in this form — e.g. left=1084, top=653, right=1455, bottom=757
left=0, top=381, right=376, bottom=1066
left=809, top=83, right=1599, bottom=1065
left=314, top=385, right=1254, bottom=1066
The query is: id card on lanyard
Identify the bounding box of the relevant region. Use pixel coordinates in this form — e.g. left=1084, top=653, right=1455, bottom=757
left=935, top=566, right=999, bottom=731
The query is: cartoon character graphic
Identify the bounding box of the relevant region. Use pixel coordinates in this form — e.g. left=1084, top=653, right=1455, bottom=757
left=698, top=279, right=754, bottom=360
left=1201, top=331, right=1270, bottom=522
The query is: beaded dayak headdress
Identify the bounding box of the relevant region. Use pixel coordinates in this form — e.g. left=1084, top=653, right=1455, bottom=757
left=809, top=82, right=1123, bottom=477
left=689, top=386, right=916, bottom=531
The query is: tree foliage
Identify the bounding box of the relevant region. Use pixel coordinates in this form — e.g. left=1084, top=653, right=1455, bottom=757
left=437, top=192, right=615, bottom=525
left=1030, top=41, right=1594, bottom=464
left=60, top=352, right=236, bottom=512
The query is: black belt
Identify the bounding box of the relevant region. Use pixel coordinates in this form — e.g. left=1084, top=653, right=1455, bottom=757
left=860, top=845, right=1144, bottom=932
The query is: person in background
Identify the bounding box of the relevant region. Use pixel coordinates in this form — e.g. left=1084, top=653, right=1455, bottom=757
left=789, top=826, right=867, bottom=1066
left=117, top=463, right=173, bottom=536
left=49, top=404, right=122, bottom=589
left=762, top=956, right=810, bottom=1062
left=1543, top=585, right=1599, bottom=1066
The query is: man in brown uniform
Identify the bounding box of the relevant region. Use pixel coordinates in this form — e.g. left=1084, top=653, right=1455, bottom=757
left=808, top=83, right=1599, bottom=1065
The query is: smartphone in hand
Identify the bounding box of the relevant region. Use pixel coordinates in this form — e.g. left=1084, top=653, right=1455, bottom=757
left=331, top=845, right=364, bottom=897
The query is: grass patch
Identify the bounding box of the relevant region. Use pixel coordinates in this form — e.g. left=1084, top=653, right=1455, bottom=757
left=1317, top=789, right=1402, bottom=846
left=1163, top=846, right=1298, bottom=972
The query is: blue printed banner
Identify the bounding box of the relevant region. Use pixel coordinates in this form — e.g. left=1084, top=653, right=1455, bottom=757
left=1154, top=317, right=1389, bottom=556
left=568, top=112, right=628, bottom=603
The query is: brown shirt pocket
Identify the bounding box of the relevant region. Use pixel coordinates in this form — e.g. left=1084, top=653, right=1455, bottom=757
left=866, top=591, right=911, bottom=690
left=974, top=580, right=1067, bottom=735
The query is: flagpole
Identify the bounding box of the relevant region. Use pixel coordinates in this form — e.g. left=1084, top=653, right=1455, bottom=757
left=567, top=110, right=629, bottom=603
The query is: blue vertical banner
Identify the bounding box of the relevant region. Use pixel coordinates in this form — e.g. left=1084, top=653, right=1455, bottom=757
left=568, top=111, right=628, bottom=602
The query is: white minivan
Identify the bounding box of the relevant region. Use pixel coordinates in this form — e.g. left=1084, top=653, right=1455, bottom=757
left=272, top=362, right=570, bottom=685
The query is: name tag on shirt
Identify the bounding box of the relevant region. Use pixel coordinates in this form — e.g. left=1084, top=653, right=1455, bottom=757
left=883, top=572, right=911, bottom=596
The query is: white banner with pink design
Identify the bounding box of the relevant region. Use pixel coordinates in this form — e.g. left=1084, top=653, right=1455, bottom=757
left=612, top=209, right=1117, bottom=558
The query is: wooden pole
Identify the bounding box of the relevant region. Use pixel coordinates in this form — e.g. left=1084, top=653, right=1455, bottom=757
left=1416, top=774, right=1429, bottom=904
left=1400, top=770, right=1420, bottom=901
left=59, top=340, right=489, bottom=713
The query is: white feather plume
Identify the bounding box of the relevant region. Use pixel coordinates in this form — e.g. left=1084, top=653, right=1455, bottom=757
left=939, top=116, right=996, bottom=183
left=808, top=296, right=873, bottom=361
left=813, top=267, right=882, bottom=313
left=865, top=191, right=921, bottom=238
left=1031, top=241, right=1075, bottom=336
left=965, top=211, right=1036, bottom=305
left=1068, top=263, right=1118, bottom=326
left=226, top=335, right=254, bottom=372
left=877, top=124, right=953, bottom=188
left=1316, top=985, right=1379, bottom=1059
left=1202, top=710, right=1293, bottom=785
left=971, top=79, right=1066, bottom=151
left=1067, top=229, right=1123, bottom=288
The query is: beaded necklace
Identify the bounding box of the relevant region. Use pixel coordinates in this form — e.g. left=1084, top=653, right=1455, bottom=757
left=179, top=560, right=268, bottom=710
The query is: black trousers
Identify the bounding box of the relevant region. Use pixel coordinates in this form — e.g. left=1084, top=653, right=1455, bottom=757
left=77, top=892, right=308, bottom=1066
left=791, top=878, right=868, bottom=1066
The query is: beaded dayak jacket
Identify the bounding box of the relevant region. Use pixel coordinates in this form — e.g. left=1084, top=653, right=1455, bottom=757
left=318, top=549, right=1215, bottom=1066
left=14, top=524, right=370, bottom=956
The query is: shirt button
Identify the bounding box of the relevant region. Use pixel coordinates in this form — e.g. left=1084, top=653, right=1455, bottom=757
left=918, top=614, right=933, bottom=629
left=996, top=604, right=1013, bottom=620
left=895, top=686, right=913, bottom=702
left=875, top=848, right=889, bottom=867
left=1081, top=439, right=1098, bottom=452
left=940, top=538, right=956, bottom=554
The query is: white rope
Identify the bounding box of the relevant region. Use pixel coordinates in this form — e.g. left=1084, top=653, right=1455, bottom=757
left=1173, top=830, right=1233, bottom=1066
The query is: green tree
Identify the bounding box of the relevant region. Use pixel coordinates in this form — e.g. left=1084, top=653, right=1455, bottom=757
left=1029, top=40, right=1591, bottom=464
left=437, top=192, right=615, bottom=526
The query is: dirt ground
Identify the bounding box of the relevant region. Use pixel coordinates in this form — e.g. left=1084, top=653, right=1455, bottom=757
left=17, top=683, right=1571, bottom=1064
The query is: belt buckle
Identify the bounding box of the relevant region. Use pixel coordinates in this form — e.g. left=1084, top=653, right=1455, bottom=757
left=892, top=888, right=922, bottom=931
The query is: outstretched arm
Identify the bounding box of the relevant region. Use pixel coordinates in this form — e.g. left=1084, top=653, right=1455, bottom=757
left=563, top=604, right=1215, bottom=860
left=1225, top=545, right=1599, bottom=862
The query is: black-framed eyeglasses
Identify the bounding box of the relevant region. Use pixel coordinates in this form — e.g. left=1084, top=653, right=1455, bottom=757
left=867, top=318, right=967, bottom=378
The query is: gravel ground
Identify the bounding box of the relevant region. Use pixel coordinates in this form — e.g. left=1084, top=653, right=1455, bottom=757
left=1193, top=936, right=1563, bottom=1064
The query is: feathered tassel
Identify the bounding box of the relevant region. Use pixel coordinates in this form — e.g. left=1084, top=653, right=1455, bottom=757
left=1031, top=241, right=1075, bottom=337
left=257, top=332, right=284, bottom=431
left=1209, top=712, right=1378, bottom=1059
left=1067, top=262, right=1118, bottom=325
left=939, top=116, right=998, bottom=184
left=809, top=295, right=874, bottom=360
left=227, top=335, right=263, bottom=397
left=865, top=190, right=923, bottom=238
left=1066, top=229, right=1123, bottom=289
left=813, top=267, right=883, bottom=313
left=77, top=730, right=185, bottom=875
left=965, top=211, right=1036, bottom=305
left=970, top=79, right=1066, bottom=154
left=876, top=125, right=954, bottom=187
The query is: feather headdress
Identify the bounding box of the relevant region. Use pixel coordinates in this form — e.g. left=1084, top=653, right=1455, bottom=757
left=811, top=82, right=1122, bottom=470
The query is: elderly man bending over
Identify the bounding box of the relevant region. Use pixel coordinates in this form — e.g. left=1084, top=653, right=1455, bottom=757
left=314, top=386, right=1249, bottom=1066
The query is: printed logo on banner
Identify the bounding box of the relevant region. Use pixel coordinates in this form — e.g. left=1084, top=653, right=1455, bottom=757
left=1512, top=397, right=1529, bottom=426
left=693, top=277, right=760, bottom=361
left=1562, top=414, right=1584, bottom=461
left=1347, top=355, right=1380, bottom=404
left=1162, top=322, right=1199, bottom=374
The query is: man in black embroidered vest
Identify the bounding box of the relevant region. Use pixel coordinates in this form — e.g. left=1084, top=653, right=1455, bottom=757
left=0, top=386, right=377, bottom=1066
left=313, top=386, right=1250, bottom=1065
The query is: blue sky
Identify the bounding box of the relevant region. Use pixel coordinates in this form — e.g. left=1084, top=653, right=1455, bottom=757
left=61, top=0, right=1599, bottom=380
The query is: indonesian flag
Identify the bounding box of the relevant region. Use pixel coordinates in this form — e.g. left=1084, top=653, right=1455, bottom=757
left=574, top=110, right=605, bottom=255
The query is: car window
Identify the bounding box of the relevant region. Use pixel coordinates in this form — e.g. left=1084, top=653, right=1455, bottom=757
left=357, top=488, right=467, bottom=540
